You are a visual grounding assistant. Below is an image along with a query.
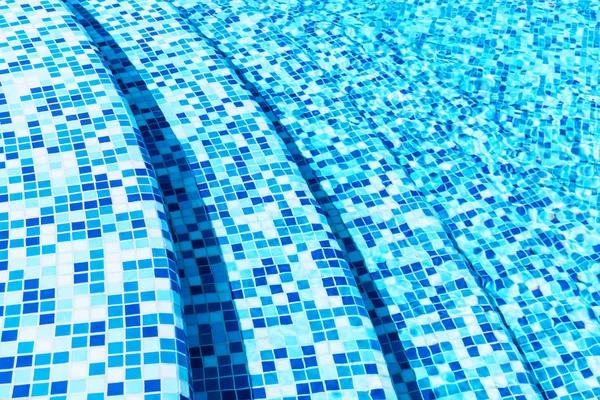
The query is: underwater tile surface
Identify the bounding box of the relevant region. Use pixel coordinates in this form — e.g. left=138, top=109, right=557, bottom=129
left=0, top=0, right=599, bottom=399
left=0, top=0, right=191, bottom=399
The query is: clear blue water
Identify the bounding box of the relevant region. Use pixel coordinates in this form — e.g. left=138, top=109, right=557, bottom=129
left=0, top=0, right=599, bottom=399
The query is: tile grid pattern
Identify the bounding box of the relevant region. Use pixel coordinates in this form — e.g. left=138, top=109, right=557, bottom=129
left=170, top=0, right=549, bottom=399
left=172, top=0, right=600, bottom=398
left=253, top=3, right=600, bottom=399
left=62, top=0, right=396, bottom=398
left=1, top=0, right=598, bottom=399
left=0, top=0, right=191, bottom=399
left=368, top=0, right=600, bottom=199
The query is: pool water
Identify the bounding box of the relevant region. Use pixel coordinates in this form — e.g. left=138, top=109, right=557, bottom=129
left=0, top=0, right=598, bottom=399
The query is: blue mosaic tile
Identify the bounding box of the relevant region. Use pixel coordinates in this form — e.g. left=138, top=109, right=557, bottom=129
left=1, top=0, right=599, bottom=399
left=62, top=0, right=396, bottom=398
left=0, top=0, right=190, bottom=398
left=170, top=0, right=599, bottom=398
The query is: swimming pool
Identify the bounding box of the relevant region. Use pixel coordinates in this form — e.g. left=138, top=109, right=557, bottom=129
left=0, top=0, right=598, bottom=398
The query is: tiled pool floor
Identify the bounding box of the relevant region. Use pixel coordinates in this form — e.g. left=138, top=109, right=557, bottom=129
left=0, top=0, right=599, bottom=399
